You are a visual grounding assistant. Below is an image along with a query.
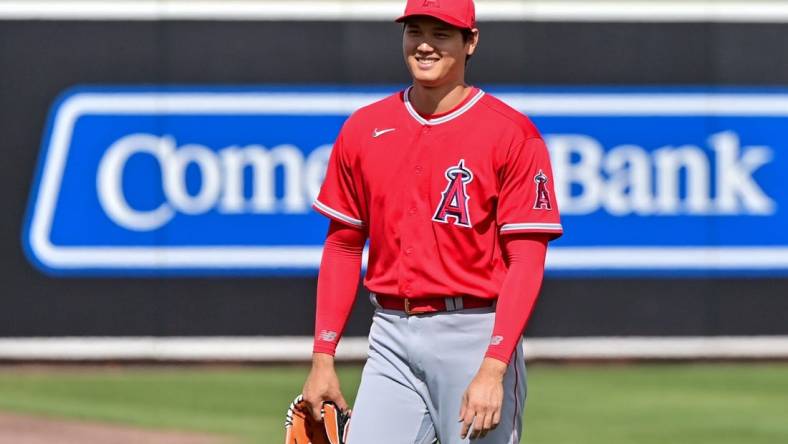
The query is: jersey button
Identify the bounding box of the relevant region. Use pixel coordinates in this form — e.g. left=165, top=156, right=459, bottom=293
left=414, top=165, right=423, bottom=175
left=405, top=247, right=414, bottom=255
left=408, top=207, right=417, bottom=215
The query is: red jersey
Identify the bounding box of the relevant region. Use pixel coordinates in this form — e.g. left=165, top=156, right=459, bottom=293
left=313, top=87, right=562, bottom=300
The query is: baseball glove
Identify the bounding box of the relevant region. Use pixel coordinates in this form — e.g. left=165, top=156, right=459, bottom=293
left=285, top=394, right=351, bottom=444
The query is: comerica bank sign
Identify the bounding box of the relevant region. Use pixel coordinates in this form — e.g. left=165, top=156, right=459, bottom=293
left=22, top=87, right=788, bottom=276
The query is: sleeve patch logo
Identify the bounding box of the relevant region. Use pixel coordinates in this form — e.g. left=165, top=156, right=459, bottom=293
left=490, top=335, right=504, bottom=346
left=533, top=170, right=553, bottom=210
left=432, top=159, right=474, bottom=228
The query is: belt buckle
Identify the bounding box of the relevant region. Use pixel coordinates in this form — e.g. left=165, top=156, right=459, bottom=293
left=403, top=298, right=415, bottom=316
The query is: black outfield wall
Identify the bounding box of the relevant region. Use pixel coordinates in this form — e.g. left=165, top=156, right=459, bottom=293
left=1, top=21, right=787, bottom=337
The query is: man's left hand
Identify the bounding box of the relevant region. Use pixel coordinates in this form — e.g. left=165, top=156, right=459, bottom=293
left=459, top=357, right=508, bottom=440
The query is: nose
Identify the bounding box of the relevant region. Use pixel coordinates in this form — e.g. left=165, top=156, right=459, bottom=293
left=416, top=41, right=434, bottom=52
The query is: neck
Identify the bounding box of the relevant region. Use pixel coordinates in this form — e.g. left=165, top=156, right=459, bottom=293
left=408, top=81, right=472, bottom=116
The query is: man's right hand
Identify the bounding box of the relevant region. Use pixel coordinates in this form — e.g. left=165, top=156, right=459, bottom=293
left=301, top=352, right=349, bottom=421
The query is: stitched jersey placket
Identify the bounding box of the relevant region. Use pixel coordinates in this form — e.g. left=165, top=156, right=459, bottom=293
left=397, top=122, right=435, bottom=297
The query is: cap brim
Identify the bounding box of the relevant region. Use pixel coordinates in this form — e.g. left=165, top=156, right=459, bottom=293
left=395, top=12, right=472, bottom=30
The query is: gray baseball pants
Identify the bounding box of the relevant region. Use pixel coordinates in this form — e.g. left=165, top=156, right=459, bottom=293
left=346, top=295, right=526, bottom=444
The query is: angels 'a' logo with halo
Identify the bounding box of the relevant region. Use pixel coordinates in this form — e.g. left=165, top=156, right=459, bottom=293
left=432, top=159, right=474, bottom=228
left=533, top=169, right=553, bottom=210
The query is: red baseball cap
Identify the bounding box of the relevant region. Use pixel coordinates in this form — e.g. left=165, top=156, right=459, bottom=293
left=395, top=0, right=476, bottom=30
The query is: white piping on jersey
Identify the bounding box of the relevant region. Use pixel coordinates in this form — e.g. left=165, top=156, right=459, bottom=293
left=404, top=86, right=486, bottom=126
left=500, top=223, right=564, bottom=232
left=313, top=199, right=365, bottom=227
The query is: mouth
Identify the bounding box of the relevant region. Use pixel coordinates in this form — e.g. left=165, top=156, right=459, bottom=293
left=414, top=55, right=439, bottom=69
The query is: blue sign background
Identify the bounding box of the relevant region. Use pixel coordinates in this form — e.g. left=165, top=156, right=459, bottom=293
left=535, top=115, right=785, bottom=247
left=23, top=86, right=788, bottom=276
left=51, top=114, right=346, bottom=246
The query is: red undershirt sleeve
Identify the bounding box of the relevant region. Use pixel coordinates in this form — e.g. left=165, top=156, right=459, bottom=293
left=484, top=234, right=549, bottom=364
left=312, top=220, right=368, bottom=356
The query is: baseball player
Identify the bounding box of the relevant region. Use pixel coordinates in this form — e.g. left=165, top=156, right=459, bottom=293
left=302, top=0, right=562, bottom=442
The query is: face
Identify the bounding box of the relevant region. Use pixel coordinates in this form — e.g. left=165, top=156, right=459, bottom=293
left=402, top=16, right=479, bottom=88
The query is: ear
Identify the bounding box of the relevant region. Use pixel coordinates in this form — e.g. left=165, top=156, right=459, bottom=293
left=466, top=28, right=480, bottom=57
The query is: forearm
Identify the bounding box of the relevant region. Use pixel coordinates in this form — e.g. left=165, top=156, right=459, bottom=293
left=484, top=235, right=548, bottom=364
left=313, top=221, right=367, bottom=355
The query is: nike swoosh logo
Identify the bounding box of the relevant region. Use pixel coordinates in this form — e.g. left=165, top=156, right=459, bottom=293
left=372, top=128, right=396, bottom=138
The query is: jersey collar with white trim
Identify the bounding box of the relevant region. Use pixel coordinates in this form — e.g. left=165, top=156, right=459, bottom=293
left=404, top=86, right=486, bottom=126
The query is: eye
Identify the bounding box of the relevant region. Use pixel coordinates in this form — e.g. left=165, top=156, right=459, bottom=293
left=435, top=33, right=449, bottom=39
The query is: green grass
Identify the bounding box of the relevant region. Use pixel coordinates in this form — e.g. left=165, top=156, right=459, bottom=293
left=0, top=364, right=786, bottom=443
left=523, top=364, right=788, bottom=444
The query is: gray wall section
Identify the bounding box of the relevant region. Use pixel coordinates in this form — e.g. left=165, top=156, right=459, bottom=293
left=1, top=20, right=787, bottom=337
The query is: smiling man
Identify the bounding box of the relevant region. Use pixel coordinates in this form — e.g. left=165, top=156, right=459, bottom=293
left=301, top=0, right=563, bottom=442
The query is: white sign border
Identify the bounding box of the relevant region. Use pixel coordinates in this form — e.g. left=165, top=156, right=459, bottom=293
left=26, top=90, right=788, bottom=271
left=2, top=1, right=788, bottom=23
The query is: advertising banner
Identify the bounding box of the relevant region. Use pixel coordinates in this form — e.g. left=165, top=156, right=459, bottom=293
left=23, top=87, right=788, bottom=276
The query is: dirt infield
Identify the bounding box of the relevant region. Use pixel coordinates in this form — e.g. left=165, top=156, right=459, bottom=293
left=0, top=412, right=234, bottom=444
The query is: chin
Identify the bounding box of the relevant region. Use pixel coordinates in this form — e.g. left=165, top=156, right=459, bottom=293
left=404, top=59, right=439, bottom=83
left=412, top=74, right=443, bottom=87
left=409, top=68, right=446, bottom=87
